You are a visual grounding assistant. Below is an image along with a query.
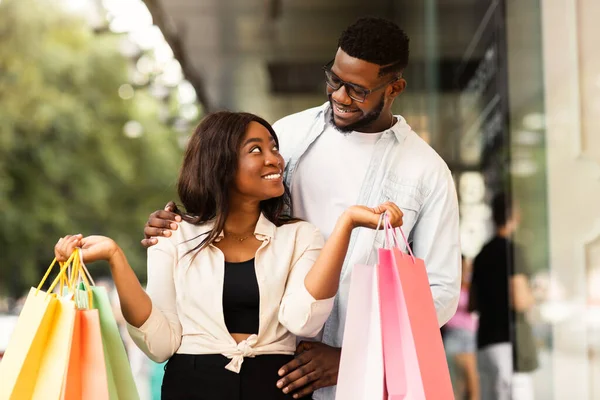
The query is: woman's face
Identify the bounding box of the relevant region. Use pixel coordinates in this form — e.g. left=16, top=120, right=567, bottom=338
left=231, top=121, right=285, bottom=201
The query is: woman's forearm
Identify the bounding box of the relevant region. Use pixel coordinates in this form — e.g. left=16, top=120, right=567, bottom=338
left=304, top=214, right=354, bottom=300
left=108, top=248, right=153, bottom=328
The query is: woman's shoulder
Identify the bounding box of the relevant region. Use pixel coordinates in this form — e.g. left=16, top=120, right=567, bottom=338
left=274, top=219, right=323, bottom=246
left=276, top=219, right=317, bottom=232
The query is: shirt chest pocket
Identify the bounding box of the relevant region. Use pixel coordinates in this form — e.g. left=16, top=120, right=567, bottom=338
left=378, top=184, right=422, bottom=241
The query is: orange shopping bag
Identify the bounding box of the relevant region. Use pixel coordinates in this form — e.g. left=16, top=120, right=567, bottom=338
left=62, top=251, right=110, bottom=400
left=62, top=309, right=110, bottom=400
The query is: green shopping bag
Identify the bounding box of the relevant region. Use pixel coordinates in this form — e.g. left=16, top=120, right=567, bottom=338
left=91, top=286, right=140, bottom=400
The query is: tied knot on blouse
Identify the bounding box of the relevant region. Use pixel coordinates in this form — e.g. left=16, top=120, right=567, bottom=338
left=223, top=334, right=259, bottom=373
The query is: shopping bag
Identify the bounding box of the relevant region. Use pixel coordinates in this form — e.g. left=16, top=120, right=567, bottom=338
left=81, top=309, right=110, bottom=398
left=62, top=309, right=110, bottom=400
left=62, top=311, right=82, bottom=400
left=92, top=286, right=140, bottom=400
left=62, top=253, right=110, bottom=400
left=392, top=228, right=453, bottom=399
left=335, top=263, right=386, bottom=400
left=336, top=215, right=388, bottom=400
left=31, top=296, right=77, bottom=399
left=378, top=217, right=453, bottom=399
left=378, top=245, right=423, bottom=399
left=0, top=254, right=77, bottom=400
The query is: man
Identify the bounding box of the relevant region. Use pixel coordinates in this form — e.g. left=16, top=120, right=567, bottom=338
left=143, top=17, right=461, bottom=399
left=469, top=193, right=538, bottom=400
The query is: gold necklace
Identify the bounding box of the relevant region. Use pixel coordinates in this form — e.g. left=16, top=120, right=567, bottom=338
left=224, top=230, right=254, bottom=242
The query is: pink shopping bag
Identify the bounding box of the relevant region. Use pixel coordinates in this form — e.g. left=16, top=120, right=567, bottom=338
left=378, top=248, right=417, bottom=399
left=336, top=262, right=386, bottom=400
left=392, top=227, right=453, bottom=399
left=378, top=216, right=453, bottom=399
left=377, top=219, right=417, bottom=400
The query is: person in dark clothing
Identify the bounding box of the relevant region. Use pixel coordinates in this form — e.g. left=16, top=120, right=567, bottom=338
left=469, top=193, right=538, bottom=400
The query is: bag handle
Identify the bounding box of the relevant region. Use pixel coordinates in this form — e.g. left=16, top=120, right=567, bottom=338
left=365, top=213, right=387, bottom=264
left=396, top=227, right=415, bottom=262
left=71, top=249, right=94, bottom=309
left=384, top=214, right=416, bottom=264
left=77, top=247, right=96, bottom=287
left=36, top=251, right=77, bottom=296
left=366, top=210, right=418, bottom=264
left=383, top=213, right=400, bottom=248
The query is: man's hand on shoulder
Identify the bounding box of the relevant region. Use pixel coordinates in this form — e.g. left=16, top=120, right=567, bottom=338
left=141, top=201, right=181, bottom=247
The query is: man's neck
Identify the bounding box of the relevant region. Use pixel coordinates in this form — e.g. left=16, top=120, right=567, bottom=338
left=355, top=115, right=396, bottom=134
left=496, top=226, right=512, bottom=239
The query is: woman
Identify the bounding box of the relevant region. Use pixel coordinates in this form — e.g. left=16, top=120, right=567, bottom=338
left=55, top=111, right=403, bottom=400
left=443, top=256, right=479, bottom=400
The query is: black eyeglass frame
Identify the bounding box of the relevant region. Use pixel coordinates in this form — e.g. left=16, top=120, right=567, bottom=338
left=322, top=60, right=401, bottom=103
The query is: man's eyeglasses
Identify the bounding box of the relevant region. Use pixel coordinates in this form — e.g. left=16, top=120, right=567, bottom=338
left=322, top=60, right=400, bottom=103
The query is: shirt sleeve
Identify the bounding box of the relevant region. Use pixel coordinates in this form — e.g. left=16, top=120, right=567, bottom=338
left=411, top=166, right=462, bottom=327
left=278, top=226, right=335, bottom=337
left=127, top=237, right=183, bottom=363
left=513, top=243, right=532, bottom=277
left=272, top=117, right=292, bottom=164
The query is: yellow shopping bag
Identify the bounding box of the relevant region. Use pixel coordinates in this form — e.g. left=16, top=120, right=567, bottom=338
left=0, top=252, right=77, bottom=400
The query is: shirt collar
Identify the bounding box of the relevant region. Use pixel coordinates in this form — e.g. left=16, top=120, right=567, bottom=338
left=214, top=213, right=276, bottom=242
left=254, top=213, right=276, bottom=240
left=318, top=101, right=411, bottom=143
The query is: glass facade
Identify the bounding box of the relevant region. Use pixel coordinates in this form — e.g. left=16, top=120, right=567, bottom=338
left=423, top=0, right=599, bottom=398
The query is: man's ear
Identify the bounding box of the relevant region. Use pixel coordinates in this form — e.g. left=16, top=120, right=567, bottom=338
left=389, top=78, right=406, bottom=99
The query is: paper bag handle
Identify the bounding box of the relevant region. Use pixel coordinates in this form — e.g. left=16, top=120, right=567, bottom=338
left=366, top=210, right=417, bottom=264
left=384, top=214, right=416, bottom=264
left=366, top=213, right=386, bottom=264
left=71, top=249, right=94, bottom=309
left=36, top=251, right=77, bottom=296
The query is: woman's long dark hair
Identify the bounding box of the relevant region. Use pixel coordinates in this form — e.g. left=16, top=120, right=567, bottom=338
left=177, top=111, right=293, bottom=252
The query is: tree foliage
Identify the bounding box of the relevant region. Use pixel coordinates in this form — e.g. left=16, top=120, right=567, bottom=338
left=0, top=0, right=183, bottom=297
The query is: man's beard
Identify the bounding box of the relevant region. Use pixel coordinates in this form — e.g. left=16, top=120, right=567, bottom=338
left=328, top=95, right=385, bottom=134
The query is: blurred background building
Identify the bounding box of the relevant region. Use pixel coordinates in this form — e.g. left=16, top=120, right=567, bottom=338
left=1, top=0, right=599, bottom=398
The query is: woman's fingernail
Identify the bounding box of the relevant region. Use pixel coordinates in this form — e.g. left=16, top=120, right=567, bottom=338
left=276, top=381, right=283, bottom=388
left=170, top=223, right=177, bottom=230
left=175, top=215, right=182, bottom=222
left=283, top=387, right=289, bottom=394
left=278, top=369, right=284, bottom=376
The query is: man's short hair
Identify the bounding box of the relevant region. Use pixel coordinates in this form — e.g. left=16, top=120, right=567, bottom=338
left=338, top=17, right=410, bottom=77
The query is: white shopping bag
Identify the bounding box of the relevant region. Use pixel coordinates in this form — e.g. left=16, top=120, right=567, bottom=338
left=335, top=263, right=385, bottom=400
